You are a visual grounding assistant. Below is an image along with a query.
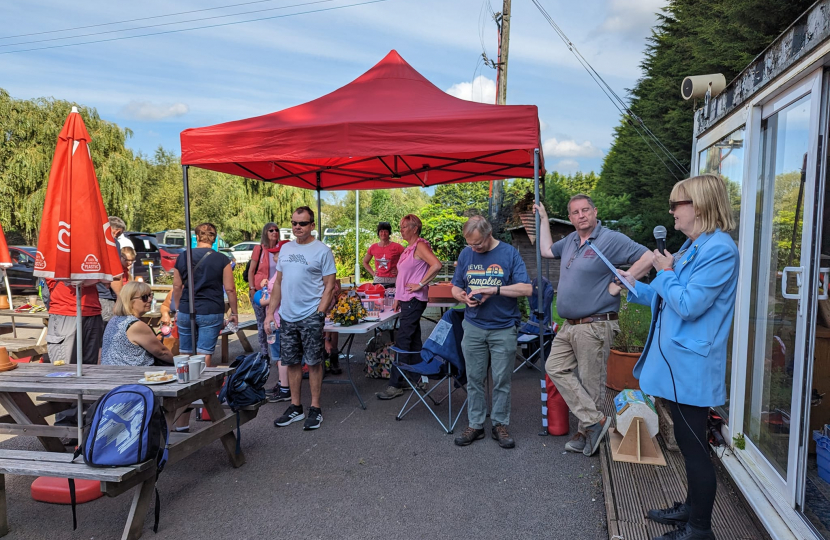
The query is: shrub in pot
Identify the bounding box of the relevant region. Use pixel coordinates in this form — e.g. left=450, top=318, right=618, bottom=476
left=606, top=294, right=651, bottom=391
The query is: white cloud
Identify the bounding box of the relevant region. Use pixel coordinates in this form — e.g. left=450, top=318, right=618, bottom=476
left=540, top=119, right=549, bottom=131
left=543, top=137, right=603, bottom=158
left=445, top=75, right=497, bottom=104
left=555, top=159, right=580, bottom=173
left=121, top=101, right=189, bottom=121
left=597, top=0, right=666, bottom=41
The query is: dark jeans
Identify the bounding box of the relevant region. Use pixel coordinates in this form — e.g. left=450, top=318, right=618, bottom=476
left=669, top=400, right=716, bottom=531
left=389, top=299, right=427, bottom=388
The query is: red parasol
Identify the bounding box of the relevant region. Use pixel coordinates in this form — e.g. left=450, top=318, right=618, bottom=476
left=33, top=108, right=122, bottom=283
left=0, top=222, right=12, bottom=309
left=32, top=107, right=122, bottom=438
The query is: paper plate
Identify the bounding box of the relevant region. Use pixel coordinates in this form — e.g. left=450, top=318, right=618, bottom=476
left=138, top=377, right=176, bottom=385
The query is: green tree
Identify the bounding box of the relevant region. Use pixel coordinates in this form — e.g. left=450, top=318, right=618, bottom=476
left=432, top=182, right=488, bottom=216
left=599, top=0, right=814, bottom=247
left=421, top=210, right=468, bottom=261
left=323, top=188, right=430, bottom=233
left=0, top=89, right=147, bottom=243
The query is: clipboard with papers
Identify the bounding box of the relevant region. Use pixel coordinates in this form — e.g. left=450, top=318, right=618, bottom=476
left=585, top=240, right=638, bottom=297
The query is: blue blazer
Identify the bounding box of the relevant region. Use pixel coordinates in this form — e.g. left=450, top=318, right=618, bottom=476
left=630, top=229, right=739, bottom=407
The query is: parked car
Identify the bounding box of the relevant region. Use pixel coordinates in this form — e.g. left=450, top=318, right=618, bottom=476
left=123, top=232, right=168, bottom=282
left=155, top=229, right=187, bottom=248
left=223, top=242, right=259, bottom=264
left=1, top=246, right=38, bottom=294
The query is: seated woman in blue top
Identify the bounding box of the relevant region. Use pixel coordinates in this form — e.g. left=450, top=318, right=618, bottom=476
left=102, top=281, right=174, bottom=366
left=617, top=174, right=739, bottom=540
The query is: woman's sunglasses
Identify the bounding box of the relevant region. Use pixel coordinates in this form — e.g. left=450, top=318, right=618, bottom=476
left=669, top=200, right=693, bottom=212
left=268, top=228, right=278, bottom=233
left=291, top=220, right=313, bottom=227
left=134, top=294, right=153, bottom=302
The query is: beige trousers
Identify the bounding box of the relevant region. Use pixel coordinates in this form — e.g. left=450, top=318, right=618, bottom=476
left=545, top=320, right=619, bottom=432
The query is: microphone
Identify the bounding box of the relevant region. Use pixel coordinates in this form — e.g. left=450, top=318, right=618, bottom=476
left=653, top=225, right=667, bottom=255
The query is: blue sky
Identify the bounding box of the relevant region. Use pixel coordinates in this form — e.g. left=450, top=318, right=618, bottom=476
left=2, top=0, right=666, bottom=176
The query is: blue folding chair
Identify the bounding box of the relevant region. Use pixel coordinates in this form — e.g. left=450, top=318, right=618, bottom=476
left=390, top=309, right=467, bottom=434
left=514, top=277, right=557, bottom=373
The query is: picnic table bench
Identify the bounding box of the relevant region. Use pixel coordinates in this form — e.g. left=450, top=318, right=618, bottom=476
left=0, top=339, right=47, bottom=363
left=0, top=449, right=156, bottom=540
left=0, top=364, right=264, bottom=538
left=218, top=319, right=257, bottom=363
left=0, top=310, right=49, bottom=343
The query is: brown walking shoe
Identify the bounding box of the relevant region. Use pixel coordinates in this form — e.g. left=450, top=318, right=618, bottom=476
left=453, top=427, right=485, bottom=447
left=491, top=424, right=515, bottom=449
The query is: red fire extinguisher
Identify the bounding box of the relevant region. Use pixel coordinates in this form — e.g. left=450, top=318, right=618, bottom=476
left=545, top=374, right=569, bottom=436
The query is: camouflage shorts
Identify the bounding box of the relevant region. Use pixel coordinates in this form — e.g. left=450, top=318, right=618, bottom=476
left=279, top=313, right=325, bottom=366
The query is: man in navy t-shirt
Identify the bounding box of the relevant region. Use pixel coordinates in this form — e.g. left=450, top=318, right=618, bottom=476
left=451, top=216, right=532, bottom=449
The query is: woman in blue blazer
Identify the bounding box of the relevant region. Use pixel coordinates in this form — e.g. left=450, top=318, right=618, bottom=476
left=618, top=174, right=739, bottom=540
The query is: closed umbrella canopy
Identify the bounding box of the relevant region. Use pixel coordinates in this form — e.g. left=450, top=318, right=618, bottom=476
left=33, top=107, right=122, bottom=283
left=0, top=222, right=10, bottom=269
left=32, top=107, right=122, bottom=439
left=181, top=50, right=544, bottom=190
left=0, top=222, right=12, bottom=309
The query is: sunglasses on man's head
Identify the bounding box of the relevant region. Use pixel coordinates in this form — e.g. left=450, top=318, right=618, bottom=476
left=291, top=221, right=313, bottom=227
left=669, top=200, right=693, bottom=212
left=134, top=293, right=152, bottom=302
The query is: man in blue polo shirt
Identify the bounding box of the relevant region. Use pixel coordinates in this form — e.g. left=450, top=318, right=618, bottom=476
left=451, top=216, right=532, bottom=449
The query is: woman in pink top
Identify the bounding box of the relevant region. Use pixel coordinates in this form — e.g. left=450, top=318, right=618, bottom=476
left=377, top=214, right=442, bottom=400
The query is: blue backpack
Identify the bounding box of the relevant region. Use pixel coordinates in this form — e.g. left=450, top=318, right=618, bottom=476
left=72, top=384, right=169, bottom=532
left=219, top=353, right=270, bottom=412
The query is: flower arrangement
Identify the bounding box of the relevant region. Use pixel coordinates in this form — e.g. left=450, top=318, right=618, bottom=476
left=329, top=292, right=367, bottom=326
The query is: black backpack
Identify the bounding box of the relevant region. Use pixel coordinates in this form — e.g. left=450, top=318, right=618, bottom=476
left=219, top=352, right=270, bottom=411
left=219, top=353, right=270, bottom=455
left=243, top=245, right=262, bottom=287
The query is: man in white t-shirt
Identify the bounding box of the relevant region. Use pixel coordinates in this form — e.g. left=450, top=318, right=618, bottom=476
left=265, top=206, right=336, bottom=431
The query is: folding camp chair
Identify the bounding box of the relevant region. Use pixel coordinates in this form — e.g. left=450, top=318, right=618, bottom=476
left=514, top=277, right=557, bottom=374
left=390, top=309, right=467, bottom=434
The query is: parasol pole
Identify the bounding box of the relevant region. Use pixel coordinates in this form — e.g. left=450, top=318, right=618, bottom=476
left=182, top=166, right=197, bottom=344
left=75, top=282, right=83, bottom=442
left=2, top=269, right=11, bottom=310
left=316, top=175, right=322, bottom=245
left=355, top=191, right=360, bottom=286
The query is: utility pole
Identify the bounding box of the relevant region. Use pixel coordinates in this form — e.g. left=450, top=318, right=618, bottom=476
left=490, top=0, right=510, bottom=224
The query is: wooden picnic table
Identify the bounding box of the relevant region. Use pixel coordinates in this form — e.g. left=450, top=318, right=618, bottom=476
left=0, top=338, right=47, bottom=363
left=0, top=363, right=261, bottom=539
left=0, top=364, right=257, bottom=464
left=0, top=310, right=49, bottom=343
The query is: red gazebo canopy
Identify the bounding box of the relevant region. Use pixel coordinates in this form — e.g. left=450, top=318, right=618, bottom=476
left=180, top=50, right=544, bottom=190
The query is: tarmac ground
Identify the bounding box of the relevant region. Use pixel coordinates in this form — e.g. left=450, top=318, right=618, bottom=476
left=0, top=308, right=607, bottom=540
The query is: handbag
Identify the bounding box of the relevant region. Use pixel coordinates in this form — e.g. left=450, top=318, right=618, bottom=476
left=364, top=329, right=395, bottom=379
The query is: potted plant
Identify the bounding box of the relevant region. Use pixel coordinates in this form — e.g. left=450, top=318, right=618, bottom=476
left=606, top=294, right=652, bottom=391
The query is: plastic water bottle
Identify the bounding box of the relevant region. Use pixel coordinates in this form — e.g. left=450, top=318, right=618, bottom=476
left=267, top=322, right=277, bottom=344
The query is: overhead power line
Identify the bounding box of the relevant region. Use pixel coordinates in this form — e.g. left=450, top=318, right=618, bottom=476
left=530, top=0, right=689, bottom=179
left=0, top=0, right=390, bottom=55
left=0, top=0, right=341, bottom=49
left=0, top=0, right=311, bottom=40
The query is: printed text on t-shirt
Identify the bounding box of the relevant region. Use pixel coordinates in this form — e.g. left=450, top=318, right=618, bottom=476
left=286, top=254, right=308, bottom=265
left=465, top=263, right=505, bottom=289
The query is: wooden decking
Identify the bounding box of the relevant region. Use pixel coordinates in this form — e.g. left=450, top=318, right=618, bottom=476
left=599, top=394, right=769, bottom=540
